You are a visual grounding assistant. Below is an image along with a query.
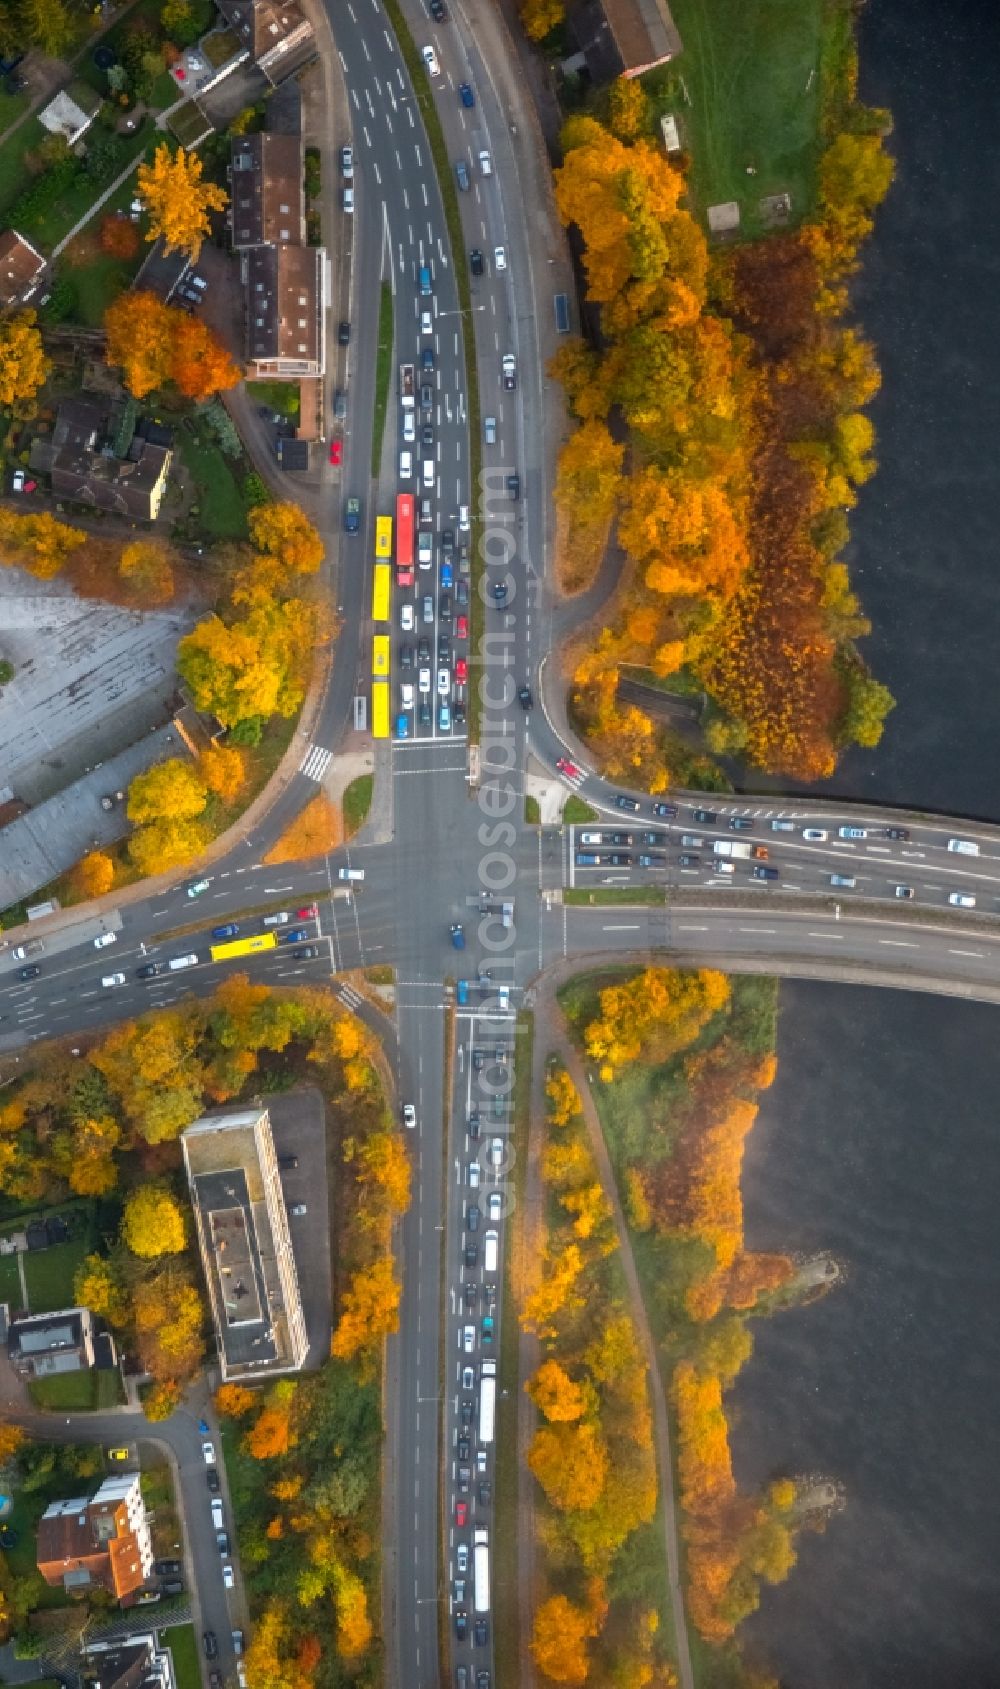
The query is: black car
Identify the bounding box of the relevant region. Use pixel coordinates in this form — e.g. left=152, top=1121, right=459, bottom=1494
left=506, top=472, right=520, bottom=499
left=478, top=1479, right=492, bottom=1506
left=518, top=685, right=533, bottom=710
left=458, top=1464, right=471, bottom=1492
left=464, top=1281, right=476, bottom=1307
left=483, top=1282, right=496, bottom=1310
left=678, top=853, right=699, bottom=868
left=752, top=865, right=779, bottom=880
left=885, top=826, right=910, bottom=841
left=136, top=962, right=167, bottom=978
left=296, top=944, right=320, bottom=959
left=456, top=577, right=469, bottom=606
left=417, top=636, right=431, bottom=664
left=467, top=1204, right=480, bottom=1232
left=454, top=702, right=466, bottom=727
left=421, top=346, right=435, bottom=372
left=440, top=592, right=452, bottom=622
left=455, top=1609, right=468, bottom=1642
left=730, top=816, right=754, bottom=831
left=461, top=1397, right=474, bottom=1424
left=163, top=1578, right=184, bottom=1595
left=474, top=1617, right=489, bottom=1647
left=652, top=801, right=678, bottom=817
left=422, top=424, right=434, bottom=447
left=470, top=248, right=484, bottom=276
left=155, top=1558, right=182, bottom=1576
left=19, top=965, right=40, bottom=981
left=278, top=1154, right=299, bottom=1170
left=338, top=320, right=350, bottom=345
left=468, top=1109, right=480, bottom=1140
left=464, top=1241, right=478, bottom=1267
left=637, top=854, right=665, bottom=867
left=641, top=831, right=667, bottom=844
left=207, top=1467, right=220, bottom=1494
left=615, top=794, right=641, bottom=812
left=419, top=699, right=432, bottom=727
left=441, top=527, right=455, bottom=556
left=607, top=853, right=632, bottom=867
left=492, top=581, right=508, bottom=606
left=458, top=1435, right=470, bottom=1461
left=472, top=1047, right=484, bottom=1071
left=477, top=1670, right=491, bottom=1688
left=692, top=808, right=717, bottom=824
left=203, top=1632, right=218, bottom=1660
left=439, top=634, right=452, bottom=664
left=430, top=0, right=447, bottom=16
left=400, top=642, right=413, bottom=668
left=344, top=496, right=361, bottom=534
left=608, top=832, right=633, bottom=846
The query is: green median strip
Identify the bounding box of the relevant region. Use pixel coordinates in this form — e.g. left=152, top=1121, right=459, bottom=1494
left=372, top=279, right=394, bottom=479
left=380, top=0, right=483, bottom=743
left=563, top=886, right=667, bottom=906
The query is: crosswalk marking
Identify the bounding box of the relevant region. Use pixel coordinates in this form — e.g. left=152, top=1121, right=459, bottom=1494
left=300, top=743, right=332, bottom=781
left=338, top=983, right=364, bottom=1011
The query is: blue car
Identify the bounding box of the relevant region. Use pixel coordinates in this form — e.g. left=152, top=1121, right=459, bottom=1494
left=211, top=923, right=239, bottom=940
left=441, top=560, right=453, bottom=588
left=439, top=700, right=451, bottom=731
left=397, top=712, right=410, bottom=738
left=280, top=927, right=309, bottom=944
left=457, top=979, right=470, bottom=1005
left=459, top=81, right=474, bottom=107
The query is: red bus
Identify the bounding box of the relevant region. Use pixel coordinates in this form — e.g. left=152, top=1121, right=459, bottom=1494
left=396, top=493, right=414, bottom=588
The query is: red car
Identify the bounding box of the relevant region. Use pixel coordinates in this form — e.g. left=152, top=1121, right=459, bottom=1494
left=455, top=657, right=467, bottom=683
left=556, top=756, right=581, bottom=780
left=455, top=1500, right=467, bottom=1527
left=456, top=614, right=468, bottom=639
left=329, top=438, right=342, bottom=465
left=296, top=903, right=319, bottom=921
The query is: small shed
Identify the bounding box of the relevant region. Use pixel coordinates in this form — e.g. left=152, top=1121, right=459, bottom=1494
left=277, top=437, right=309, bottom=471
left=39, top=82, right=102, bottom=147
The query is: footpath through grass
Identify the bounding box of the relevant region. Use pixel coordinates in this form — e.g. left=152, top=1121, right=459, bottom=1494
left=658, top=0, right=824, bottom=233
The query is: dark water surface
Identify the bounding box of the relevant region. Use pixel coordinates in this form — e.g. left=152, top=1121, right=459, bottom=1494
left=729, top=3, right=1000, bottom=1684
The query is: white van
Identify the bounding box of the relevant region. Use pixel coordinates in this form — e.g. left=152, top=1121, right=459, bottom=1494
left=947, top=838, right=979, bottom=855
left=483, top=1230, right=498, bottom=1274
left=420, top=309, right=433, bottom=335
left=168, top=954, right=198, bottom=971
left=211, top=1499, right=224, bottom=1529
left=338, top=867, right=365, bottom=882
left=422, top=458, right=435, bottom=489
left=399, top=450, right=413, bottom=480
left=101, top=972, right=126, bottom=988
left=417, top=529, right=433, bottom=568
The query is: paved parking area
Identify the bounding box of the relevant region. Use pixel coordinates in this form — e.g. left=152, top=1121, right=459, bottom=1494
left=266, top=1089, right=333, bottom=1369
left=0, top=566, right=194, bottom=807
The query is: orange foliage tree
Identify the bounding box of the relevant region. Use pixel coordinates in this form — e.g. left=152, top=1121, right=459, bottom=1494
left=104, top=291, right=239, bottom=400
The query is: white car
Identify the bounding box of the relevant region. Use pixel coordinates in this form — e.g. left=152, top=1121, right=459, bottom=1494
left=478, top=148, right=492, bottom=176
left=468, top=1161, right=480, bottom=1188
left=101, top=973, right=125, bottom=988
left=838, top=826, right=867, bottom=840
left=418, top=667, right=432, bottom=694
left=437, top=667, right=450, bottom=696
left=417, top=530, right=433, bottom=568
left=342, top=186, right=354, bottom=213
left=457, top=1543, right=469, bottom=1573
left=947, top=838, right=979, bottom=855
left=402, top=411, right=416, bottom=443
left=802, top=828, right=828, bottom=842
left=202, top=1441, right=216, bottom=1465
left=399, top=449, right=413, bottom=480
left=489, top=1136, right=503, bottom=1169
left=12, top=468, right=24, bottom=492
left=420, top=309, right=433, bottom=335
left=488, top=1192, right=502, bottom=1220
left=421, top=43, right=440, bottom=74
left=223, top=1564, right=235, bottom=1589
left=494, top=245, right=507, bottom=272
left=894, top=884, right=914, bottom=899
left=458, top=504, right=470, bottom=532
left=400, top=682, right=414, bottom=711
left=949, top=892, right=976, bottom=908
left=93, top=932, right=117, bottom=949
left=497, top=984, right=510, bottom=1012
left=403, top=1103, right=416, bottom=1130
left=400, top=602, right=415, bottom=633
left=461, top=1364, right=474, bottom=1390
left=462, top=1325, right=475, bottom=1352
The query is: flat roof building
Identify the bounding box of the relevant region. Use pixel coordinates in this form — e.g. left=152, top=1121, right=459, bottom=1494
left=182, top=1107, right=308, bottom=1381
left=8, top=1306, right=96, bottom=1379
left=81, top=1632, right=175, bottom=1689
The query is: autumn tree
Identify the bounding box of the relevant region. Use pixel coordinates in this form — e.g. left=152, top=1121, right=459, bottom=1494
left=0, top=311, right=49, bottom=410
left=198, top=742, right=247, bottom=804
left=104, top=292, right=173, bottom=399
left=0, top=510, right=85, bottom=580
left=0, top=1422, right=25, bottom=1463
left=143, top=1379, right=182, bottom=1421
left=127, top=759, right=207, bottom=827
left=527, top=1359, right=588, bottom=1423
left=531, top=1594, right=595, bottom=1685
left=137, top=144, right=228, bottom=261
left=529, top=1421, right=609, bottom=1512
left=70, top=851, right=116, bottom=900
left=215, top=1382, right=257, bottom=1418
left=122, top=1185, right=186, bottom=1257
left=21, top=0, right=73, bottom=56
left=171, top=312, right=240, bottom=401
left=132, top=1265, right=205, bottom=1381
left=90, top=1008, right=206, bottom=1143
left=608, top=75, right=649, bottom=142
left=330, top=1256, right=401, bottom=1377
left=518, top=0, right=563, bottom=39
left=177, top=597, right=316, bottom=733
left=244, top=1404, right=295, bottom=1460
left=117, top=539, right=175, bottom=607
left=74, top=1253, right=129, bottom=1327
left=249, top=503, right=325, bottom=584
left=584, top=966, right=730, bottom=1079
left=333, top=1566, right=372, bottom=1658
left=99, top=215, right=141, bottom=259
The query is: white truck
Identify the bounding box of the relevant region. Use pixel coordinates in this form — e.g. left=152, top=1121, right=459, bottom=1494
left=479, top=1359, right=496, bottom=1444
left=399, top=363, right=415, bottom=409
left=713, top=841, right=768, bottom=860
left=473, top=1527, right=490, bottom=1613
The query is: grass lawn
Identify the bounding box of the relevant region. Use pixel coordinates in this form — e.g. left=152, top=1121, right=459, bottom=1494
left=371, top=279, right=393, bottom=478
left=0, top=117, right=43, bottom=223
left=342, top=773, right=373, bottom=837
left=20, top=124, right=153, bottom=253
left=524, top=795, right=540, bottom=825
left=176, top=424, right=249, bottom=541
left=563, top=794, right=598, bottom=824
left=23, top=1237, right=90, bottom=1314
left=0, top=1251, right=21, bottom=1307
left=0, top=88, right=29, bottom=136
left=247, top=378, right=301, bottom=421
left=658, top=0, right=824, bottom=233
left=163, top=1622, right=202, bottom=1689
left=564, top=885, right=666, bottom=905
left=59, top=247, right=144, bottom=327
left=29, top=1370, right=124, bottom=1412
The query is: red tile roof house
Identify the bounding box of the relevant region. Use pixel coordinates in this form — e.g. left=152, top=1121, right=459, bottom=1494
left=36, top=1474, right=154, bottom=1605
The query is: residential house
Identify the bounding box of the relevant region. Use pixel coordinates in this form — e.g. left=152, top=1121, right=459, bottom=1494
left=81, top=1632, right=176, bottom=1689
left=216, top=0, right=316, bottom=83
left=567, top=0, right=681, bottom=81
left=37, top=1473, right=154, bottom=1604
left=0, top=230, right=46, bottom=307
left=29, top=398, right=173, bottom=523
left=231, top=128, right=326, bottom=380
left=8, top=1306, right=96, bottom=1380
left=38, top=81, right=103, bottom=146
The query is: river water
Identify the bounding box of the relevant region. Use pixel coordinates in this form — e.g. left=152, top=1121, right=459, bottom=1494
left=729, top=3, right=1000, bottom=1684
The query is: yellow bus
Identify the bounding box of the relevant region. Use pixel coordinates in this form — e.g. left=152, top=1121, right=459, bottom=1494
left=210, top=933, right=278, bottom=964
left=375, top=515, right=393, bottom=560
left=372, top=680, right=390, bottom=740
left=372, top=634, right=390, bottom=678
left=372, top=561, right=391, bottom=624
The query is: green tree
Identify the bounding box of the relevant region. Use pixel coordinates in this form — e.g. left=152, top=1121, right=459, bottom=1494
left=20, top=0, right=74, bottom=55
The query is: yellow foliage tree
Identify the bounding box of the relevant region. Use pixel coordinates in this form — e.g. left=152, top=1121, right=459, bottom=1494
left=0, top=510, right=85, bottom=579
left=518, top=0, right=563, bottom=38
left=263, top=794, right=341, bottom=865
left=215, top=1382, right=257, bottom=1418
left=198, top=743, right=247, bottom=804
left=529, top=1421, right=609, bottom=1512
left=527, top=1359, right=588, bottom=1423
left=122, top=1184, right=187, bottom=1257
left=127, top=758, right=207, bottom=827
left=0, top=310, right=49, bottom=409
left=585, top=967, right=730, bottom=1078
left=331, top=1255, right=401, bottom=1375
left=117, top=539, right=175, bottom=607
left=334, top=1566, right=372, bottom=1658
left=70, top=850, right=116, bottom=900
left=74, top=1253, right=128, bottom=1327
left=138, top=144, right=228, bottom=261
left=531, top=1594, right=595, bottom=1685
